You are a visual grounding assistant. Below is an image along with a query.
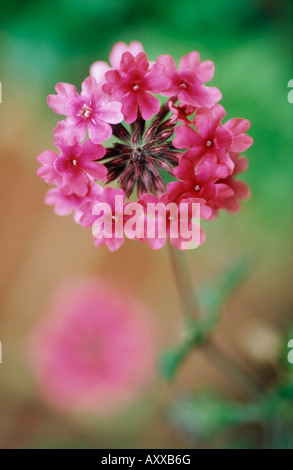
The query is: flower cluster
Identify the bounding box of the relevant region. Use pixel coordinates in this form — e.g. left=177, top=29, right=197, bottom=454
left=37, top=41, right=252, bottom=251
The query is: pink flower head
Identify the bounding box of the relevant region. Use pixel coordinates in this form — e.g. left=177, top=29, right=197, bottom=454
left=38, top=41, right=253, bottom=251
left=103, top=52, right=167, bottom=123
left=48, top=77, right=123, bottom=145
left=90, top=41, right=144, bottom=83
left=157, top=52, right=222, bottom=108
left=28, top=279, right=156, bottom=413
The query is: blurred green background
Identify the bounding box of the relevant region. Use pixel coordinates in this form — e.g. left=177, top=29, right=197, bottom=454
left=0, top=0, right=292, bottom=449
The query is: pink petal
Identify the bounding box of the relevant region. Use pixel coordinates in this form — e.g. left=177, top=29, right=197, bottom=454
left=197, top=158, right=216, bottom=182
left=82, top=161, right=107, bottom=181
left=81, top=76, right=100, bottom=100
left=47, top=83, right=79, bottom=115
left=173, top=125, right=203, bottom=149
left=78, top=141, right=106, bottom=161
left=104, top=69, right=122, bottom=84
left=233, top=155, right=249, bottom=173
left=96, top=100, right=123, bottom=124
left=145, top=63, right=170, bottom=94
left=90, top=61, right=111, bottom=83
left=230, top=134, right=253, bottom=153
left=37, top=150, right=58, bottom=166
left=156, top=55, right=177, bottom=74
left=197, top=60, right=215, bottom=83
left=47, top=94, right=67, bottom=115
left=109, top=42, right=129, bottom=68
left=45, top=188, right=78, bottom=216
left=61, top=170, right=89, bottom=197
left=179, top=51, right=200, bottom=71
left=103, top=236, right=125, bottom=252
left=53, top=118, right=86, bottom=145
left=137, top=92, right=160, bottom=121
left=180, top=84, right=222, bottom=108
left=232, top=180, right=251, bottom=200
left=215, top=183, right=234, bottom=199
left=54, top=156, right=72, bottom=175
left=37, top=150, right=60, bottom=183
left=147, top=237, right=167, bottom=250
left=121, top=93, right=138, bottom=124
left=135, top=52, right=149, bottom=73
left=120, top=52, right=136, bottom=73
left=224, top=118, right=251, bottom=135
left=109, top=41, right=144, bottom=69
left=128, top=41, right=144, bottom=56
left=194, top=105, right=227, bottom=135
left=214, top=126, right=233, bottom=151
left=88, top=119, right=113, bottom=143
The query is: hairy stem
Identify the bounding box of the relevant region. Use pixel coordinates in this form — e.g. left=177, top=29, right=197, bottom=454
left=167, top=242, right=263, bottom=400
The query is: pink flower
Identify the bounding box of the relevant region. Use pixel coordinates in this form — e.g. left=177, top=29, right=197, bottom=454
left=167, top=154, right=234, bottom=219
left=38, top=139, right=107, bottom=198
left=157, top=52, right=222, bottom=108
left=90, top=41, right=144, bottom=83
left=214, top=152, right=251, bottom=212
left=45, top=182, right=103, bottom=225
left=223, top=118, right=254, bottom=153
left=48, top=77, right=123, bottom=145
left=173, top=105, right=234, bottom=176
left=53, top=139, right=107, bottom=197
left=28, top=279, right=156, bottom=413
left=103, top=52, right=167, bottom=123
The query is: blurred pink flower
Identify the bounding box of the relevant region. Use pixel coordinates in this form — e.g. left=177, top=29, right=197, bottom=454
left=28, top=279, right=156, bottom=413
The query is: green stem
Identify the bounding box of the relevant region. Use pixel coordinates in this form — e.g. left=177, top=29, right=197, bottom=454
left=167, top=242, right=263, bottom=401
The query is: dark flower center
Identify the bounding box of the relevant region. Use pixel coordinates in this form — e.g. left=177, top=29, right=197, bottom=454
left=100, top=102, right=180, bottom=198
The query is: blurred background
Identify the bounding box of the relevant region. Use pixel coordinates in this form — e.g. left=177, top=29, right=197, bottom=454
left=0, top=0, right=292, bottom=449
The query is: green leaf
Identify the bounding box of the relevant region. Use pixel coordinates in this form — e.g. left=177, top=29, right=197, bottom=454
left=171, top=392, right=261, bottom=441
left=197, top=256, right=251, bottom=319
left=160, top=320, right=207, bottom=381
left=160, top=257, right=252, bottom=381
